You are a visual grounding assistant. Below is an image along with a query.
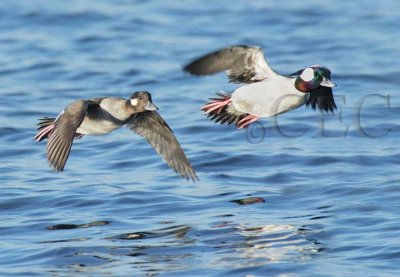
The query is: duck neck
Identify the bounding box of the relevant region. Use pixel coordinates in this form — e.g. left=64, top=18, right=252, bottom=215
left=124, top=100, right=138, bottom=115
left=294, top=78, right=312, bottom=93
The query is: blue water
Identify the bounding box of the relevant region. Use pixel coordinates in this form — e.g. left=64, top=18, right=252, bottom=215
left=1, top=0, right=400, bottom=276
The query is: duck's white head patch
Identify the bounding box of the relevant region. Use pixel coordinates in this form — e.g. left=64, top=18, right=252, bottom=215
left=300, top=67, right=314, bottom=82
left=130, top=98, right=138, bottom=106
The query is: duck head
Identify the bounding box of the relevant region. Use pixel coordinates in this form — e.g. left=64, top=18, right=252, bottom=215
left=294, top=65, right=336, bottom=93
left=129, top=91, right=158, bottom=113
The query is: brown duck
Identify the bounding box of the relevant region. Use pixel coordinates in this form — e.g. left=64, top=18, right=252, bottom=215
left=34, top=91, right=198, bottom=181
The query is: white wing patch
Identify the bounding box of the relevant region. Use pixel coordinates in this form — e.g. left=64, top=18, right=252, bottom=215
left=55, top=109, right=65, bottom=122
left=130, top=98, right=138, bottom=106
left=300, top=67, right=314, bottom=82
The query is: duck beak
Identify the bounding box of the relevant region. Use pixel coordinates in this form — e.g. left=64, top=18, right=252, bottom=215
left=145, top=102, right=158, bottom=111
left=321, top=77, right=337, bottom=88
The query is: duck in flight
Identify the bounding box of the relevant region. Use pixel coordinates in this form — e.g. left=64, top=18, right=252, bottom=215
left=34, top=91, right=198, bottom=181
left=183, top=45, right=337, bottom=129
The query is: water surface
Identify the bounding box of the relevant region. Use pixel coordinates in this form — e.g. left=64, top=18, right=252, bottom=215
left=0, top=0, right=400, bottom=276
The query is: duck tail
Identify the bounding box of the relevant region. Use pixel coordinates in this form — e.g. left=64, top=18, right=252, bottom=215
left=201, top=92, right=247, bottom=127
left=34, top=117, right=56, bottom=142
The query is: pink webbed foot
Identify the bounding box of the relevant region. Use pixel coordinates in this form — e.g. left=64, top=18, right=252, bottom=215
left=237, top=115, right=260, bottom=129
left=201, top=96, right=232, bottom=114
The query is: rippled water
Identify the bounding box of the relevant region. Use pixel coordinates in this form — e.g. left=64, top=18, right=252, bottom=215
left=1, top=0, right=400, bottom=276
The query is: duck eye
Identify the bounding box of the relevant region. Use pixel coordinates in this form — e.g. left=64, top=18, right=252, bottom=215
left=138, top=96, right=143, bottom=100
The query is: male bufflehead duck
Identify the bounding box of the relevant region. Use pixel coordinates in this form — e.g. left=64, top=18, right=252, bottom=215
left=34, top=91, right=198, bottom=181
left=184, top=45, right=337, bottom=129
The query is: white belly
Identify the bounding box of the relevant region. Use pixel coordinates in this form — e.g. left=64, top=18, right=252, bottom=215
left=232, top=76, right=306, bottom=117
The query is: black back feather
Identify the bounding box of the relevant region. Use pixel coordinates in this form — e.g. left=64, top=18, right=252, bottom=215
left=306, top=86, right=337, bottom=112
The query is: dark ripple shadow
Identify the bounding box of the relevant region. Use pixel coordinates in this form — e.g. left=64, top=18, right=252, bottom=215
left=76, top=35, right=110, bottom=44
left=108, top=225, right=191, bottom=241
left=47, top=220, right=110, bottom=231
left=67, top=71, right=107, bottom=81
left=0, top=62, right=62, bottom=75
left=21, top=10, right=113, bottom=26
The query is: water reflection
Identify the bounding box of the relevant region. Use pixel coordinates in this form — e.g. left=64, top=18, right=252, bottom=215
left=36, top=204, right=332, bottom=275
left=45, top=220, right=325, bottom=274
left=234, top=224, right=325, bottom=264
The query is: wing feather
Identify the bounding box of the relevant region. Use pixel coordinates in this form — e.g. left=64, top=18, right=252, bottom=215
left=183, top=45, right=276, bottom=83
left=127, top=111, right=198, bottom=181
left=46, top=100, right=88, bottom=171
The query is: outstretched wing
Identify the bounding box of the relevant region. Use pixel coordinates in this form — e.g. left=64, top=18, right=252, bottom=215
left=183, top=45, right=276, bottom=83
left=306, top=86, right=337, bottom=112
left=126, top=111, right=198, bottom=181
left=46, top=100, right=88, bottom=171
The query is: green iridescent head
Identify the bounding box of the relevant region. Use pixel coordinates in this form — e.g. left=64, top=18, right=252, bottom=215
left=294, top=65, right=336, bottom=93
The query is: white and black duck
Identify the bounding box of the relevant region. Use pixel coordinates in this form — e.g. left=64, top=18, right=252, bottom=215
left=184, top=45, right=337, bottom=129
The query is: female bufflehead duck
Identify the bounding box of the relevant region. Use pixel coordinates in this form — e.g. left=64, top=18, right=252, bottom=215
left=34, top=91, right=198, bottom=181
left=184, top=45, right=337, bottom=129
